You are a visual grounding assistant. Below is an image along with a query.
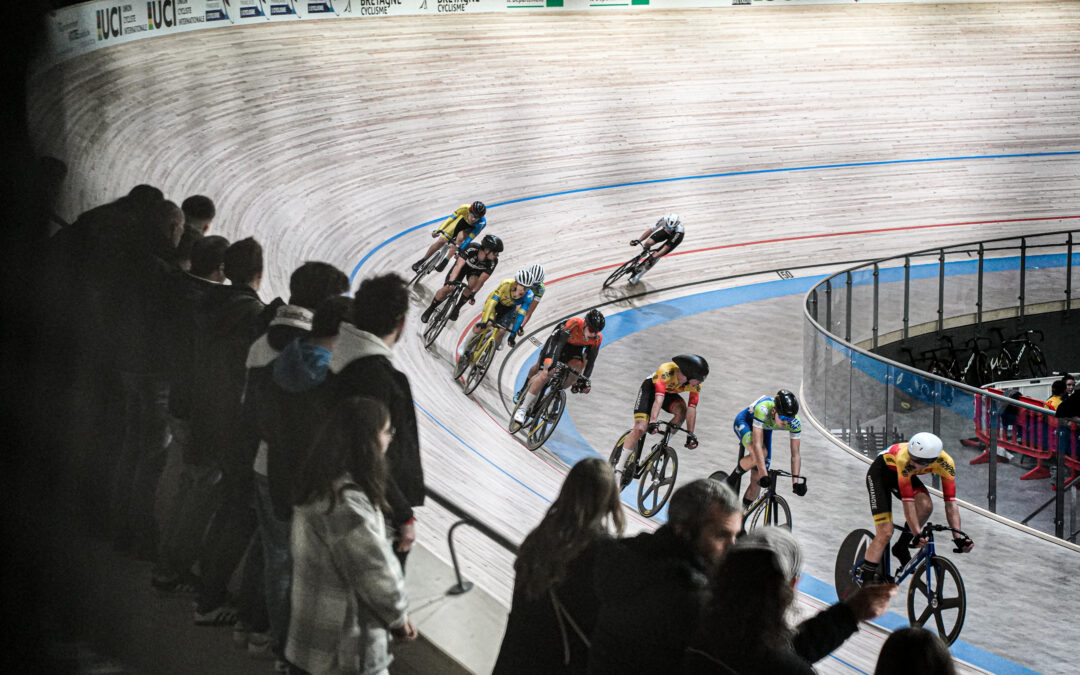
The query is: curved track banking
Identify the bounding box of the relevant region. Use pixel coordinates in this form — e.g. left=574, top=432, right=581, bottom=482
left=28, top=5, right=1080, bottom=673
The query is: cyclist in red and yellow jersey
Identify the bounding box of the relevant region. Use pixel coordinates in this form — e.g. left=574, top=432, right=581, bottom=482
left=612, top=354, right=707, bottom=485
left=511, top=309, right=605, bottom=425
left=857, top=432, right=973, bottom=583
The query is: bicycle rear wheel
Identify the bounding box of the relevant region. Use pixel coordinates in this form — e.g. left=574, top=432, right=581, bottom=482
left=462, top=339, right=495, bottom=395
left=746, top=494, right=792, bottom=531
left=524, top=389, right=566, bottom=451
left=834, top=529, right=875, bottom=602
left=907, top=555, right=966, bottom=646
left=637, top=446, right=678, bottom=517
left=1024, top=345, right=1047, bottom=377
left=608, top=432, right=636, bottom=491
left=422, top=289, right=458, bottom=348
left=602, top=256, right=637, bottom=289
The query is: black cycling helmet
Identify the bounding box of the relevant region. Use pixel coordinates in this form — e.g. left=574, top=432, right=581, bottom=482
left=585, top=309, right=605, bottom=332
left=672, top=354, right=709, bottom=383
left=774, top=389, right=799, bottom=418
left=480, top=234, right=503, bottom=253
left=470, top=201, right=487, bottom=218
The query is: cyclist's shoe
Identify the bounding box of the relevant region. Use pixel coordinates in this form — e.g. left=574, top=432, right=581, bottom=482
left=508, top=334, right=517, bottom=348
left=512, top=408, right=527, bottom=425
left=420, top=305, right=435, bottom=324
left=855, top=561, right=886, bottom=585
left=513, top=387, right=525, bottom=404
left=628, top=271, right=643, bottom=285
left=411, top=259, right=424, bottom=273
left=891, top=538, right=912, bottom=568
left=448, top=305, right=460, bottom=321
left=435, top=258, right=449, bottom=272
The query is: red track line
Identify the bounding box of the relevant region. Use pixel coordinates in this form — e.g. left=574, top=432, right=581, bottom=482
left=548, top=214, right=1080, bottom=284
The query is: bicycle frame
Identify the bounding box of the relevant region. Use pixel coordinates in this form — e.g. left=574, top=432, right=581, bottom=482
left=742, top=468, right=803, bottom=530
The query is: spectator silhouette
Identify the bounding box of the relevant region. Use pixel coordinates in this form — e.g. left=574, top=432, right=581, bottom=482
left=874, top=627, right=956, bottom=675
left=494, top=458, right=625, bottom=674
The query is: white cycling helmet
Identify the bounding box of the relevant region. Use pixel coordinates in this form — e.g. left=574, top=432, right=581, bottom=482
left=515, top=269, right=535, bottom=287
left=907, top=432, right=943, bottom=461
left=662, top=213, right=682, bottom=231
left=528, top=264, right=546, bottom=285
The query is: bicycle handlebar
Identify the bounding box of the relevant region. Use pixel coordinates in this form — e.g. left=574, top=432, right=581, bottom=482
left=917, top=523, right=973, bottom=553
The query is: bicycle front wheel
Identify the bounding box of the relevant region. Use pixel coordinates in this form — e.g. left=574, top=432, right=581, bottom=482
left=907, top=555, right=967, bottom=646
left=462, top=339, right=495, bottom=395
left=834, top=529, right=875, bottom=602
left=452, top=335, right=475, bottom=380
left=746, top=494, right=792, bottom=531
left=524, top=390, right=566, bottom=451
left=637, top=446, right=679, bottom=517
left=602, top=257, right=637, bottom=289
left=1024, top=345, right=1047, bottom=377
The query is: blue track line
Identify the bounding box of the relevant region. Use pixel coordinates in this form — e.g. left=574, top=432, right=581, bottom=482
left=349, top=150, right=1080, bottom=281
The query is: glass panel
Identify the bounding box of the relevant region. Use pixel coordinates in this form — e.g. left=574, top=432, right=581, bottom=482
left=848, top=267, right=876, bottom=347
left=825, top=336, right=851, bottom=437
left=875, top=259, right=908, bottom=342
left=1022, top=240, right=1068, bottom=310
left=803, top=319, right=827, bottom=423
left=849, top=350, right=888, bottom=460
left=905, top=252, right=942, bottom=339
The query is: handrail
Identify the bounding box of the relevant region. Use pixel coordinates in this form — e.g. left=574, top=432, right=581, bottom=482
left=425, top=486, right=519, bottom=595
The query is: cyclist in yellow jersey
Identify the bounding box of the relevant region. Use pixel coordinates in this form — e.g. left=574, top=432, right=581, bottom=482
left=857, top=432, right=973, bottom=583
left=612, top=355, right=707, bottom=485
left=467, top=269, right=536, bottom=352
left=411, top=201, right=487, bottom=273
left=511, top=264, right=546, bottom=348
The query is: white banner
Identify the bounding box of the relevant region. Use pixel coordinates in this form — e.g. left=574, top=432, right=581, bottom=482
left=36, top=0, right=1028, bottom=74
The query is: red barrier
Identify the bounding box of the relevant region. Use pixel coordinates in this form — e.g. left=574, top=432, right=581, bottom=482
left=969, top=388, right=1078, bottom=483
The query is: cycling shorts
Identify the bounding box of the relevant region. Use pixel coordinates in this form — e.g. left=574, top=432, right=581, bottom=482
left=633, top=377, right=685, bottom=422
left=733, top=409, right=773, bottom=467
left=491, top=303, right=517, bottom=330
left=866, top=455, right=928, bottom=525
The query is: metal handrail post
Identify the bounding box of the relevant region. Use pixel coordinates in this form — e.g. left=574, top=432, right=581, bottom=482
left=976, top=243, right=984, bottom=327
left=1019, top=237, right=1027, bottom=320
left=1066, top=233, right=1074, bottom=313
left=446, top=520, right=475, bottom=595
left=902, top=256, right=911, bottom=340
left=987, top=398, right=998, bottom=514
left=937, top=248, right=946, bottom=334
left=872, top=263, right=880, bottom=349
left=845, top=271, right=853, bottom=342
left=1055, top=425, right=1067, bottom=539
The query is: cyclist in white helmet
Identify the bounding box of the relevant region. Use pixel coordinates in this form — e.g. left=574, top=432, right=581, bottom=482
left=857, top=432, right=973, bottom=583
left=511, top=264, right=547, bottom=348
left=470, top=268, right=536, bottom=351
left=627, top=213, right=685, bottom=285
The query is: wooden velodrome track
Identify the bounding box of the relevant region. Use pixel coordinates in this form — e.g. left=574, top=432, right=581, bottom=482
left=28, top=3, right=1080, bottom=673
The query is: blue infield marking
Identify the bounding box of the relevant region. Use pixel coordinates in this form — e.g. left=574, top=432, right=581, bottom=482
left=348, top=150, right=1080, bottom=282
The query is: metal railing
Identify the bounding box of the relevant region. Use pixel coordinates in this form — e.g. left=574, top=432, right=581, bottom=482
left=425, top=487, right=519, bottom=595
left=802, top=229, right=1080, bottom=545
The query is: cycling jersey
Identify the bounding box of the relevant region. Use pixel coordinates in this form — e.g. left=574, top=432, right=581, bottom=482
left=651, top=361, right=700, bottom=407
left=645, top=222, right=685, bottom=251
left=531, top=281, right=546, bottom=301
left=435, top=204, right=487, bottom=247
left=447, top=242, right=497, bottom=283
left=539, top=317, right=602, bottom=378
left=881, top=443, right=957, bottom=503
left=748, top=396, right=802, bottom=437
left=481, top=278, right=533, bottom=332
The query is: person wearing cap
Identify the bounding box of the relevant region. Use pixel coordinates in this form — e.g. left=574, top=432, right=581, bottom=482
left=857, top=432, right=973, bottom=585
left=722, top=389, right=805, bottom=509
left=684, top=527, right=897, bottom=675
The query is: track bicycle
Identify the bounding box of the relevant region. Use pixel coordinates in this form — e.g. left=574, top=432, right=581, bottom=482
left=409, top=237, right=456, bottom=287
left=452, top=321, right=505, bottom=395
left=422, top=280, right=468, bottom=348
left=508, top=361, right=582, bottom=451
left=608, top=421, right=692, bottom=517
left=708, top=468, right=805, bottom=531
left=602, top=243, right=657, bottom=289
left=993, top=328, right=1048, bottom=379
left=835, top=523, right=971, bottom=645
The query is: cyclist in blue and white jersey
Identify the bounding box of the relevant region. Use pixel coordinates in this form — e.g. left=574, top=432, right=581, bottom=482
left=722, top=390, right=805, bottom=508
left=628, top=213, right=685, bottom=285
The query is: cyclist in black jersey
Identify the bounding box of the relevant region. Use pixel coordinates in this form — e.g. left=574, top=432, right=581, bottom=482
left=629, top=213, right=685, bottom=285
left=420, top=234, right=502, bottom=324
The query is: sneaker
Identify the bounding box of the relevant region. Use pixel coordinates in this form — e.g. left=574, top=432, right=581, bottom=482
left=420, top=305, right=435, bottom=324
left=513, top=408, right=527, bottom=424
left=435, top=258, right=449, bottom=272
left=231, top=622, right=250, bottom=649
left=247, top=632, right=274, bottom=660
left=151, top=573, right=199, bottom=597
left=194, top=604, right=238, bottom=627
left=448, top=305, right=460, bottom=321
left=410, top=259, right=424, bottom=273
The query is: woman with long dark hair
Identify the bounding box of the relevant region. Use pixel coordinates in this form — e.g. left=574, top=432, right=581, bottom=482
left=493, top=457, right=626, bottom=674
left=286, top=396, right=416, bottom=675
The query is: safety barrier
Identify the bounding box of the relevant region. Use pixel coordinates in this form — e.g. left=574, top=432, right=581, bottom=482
left=970, top=389, right=1079, bottom=484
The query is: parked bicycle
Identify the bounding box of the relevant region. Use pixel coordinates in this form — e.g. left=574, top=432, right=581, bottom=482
left=708, top=468, right=805, bottom=531
left=602, top=242, right=658, bottom=289
left=608, top=420, right=691, bottom=517
left=508, top=361, right=582, bottom=451
left=422, top=280, right=468, bottom=348
left=409, top=238, right=455, bottom=287
left=992, top=328, right=1047, bottom=379
left=835, top=523, right=971, bottom=645
left=453, top=322, right=500, bottom=395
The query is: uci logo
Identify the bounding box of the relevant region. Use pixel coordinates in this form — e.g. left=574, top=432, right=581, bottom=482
left=147, top=0, right=176, bottom=30
left=96, top=6, right=123, bottom=40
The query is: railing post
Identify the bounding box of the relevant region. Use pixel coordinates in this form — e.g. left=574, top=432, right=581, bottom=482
left=810, top=288, right=819, bottom=322
left=1019, top=237, right=1027, bottom=320
left=844, top=271, right=853, bottom=343
left=446, top=520, right=475, bottom=595
left=872, top=263, right=880, bottom=349
left=937, top=248, right=946, bottom=334
left=825, top=279, right=833, bottom=335
left=1066, top=232, right=1074, bottom=313
left=903, top=256, right=911, bottom=341
left=883, top=364, right=893, bottom=452
left=976, top=243, right=984, bottom=327
left=1055, top=425, right=1067, bottom=539
left=987, top=397, right=998, bottom=514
